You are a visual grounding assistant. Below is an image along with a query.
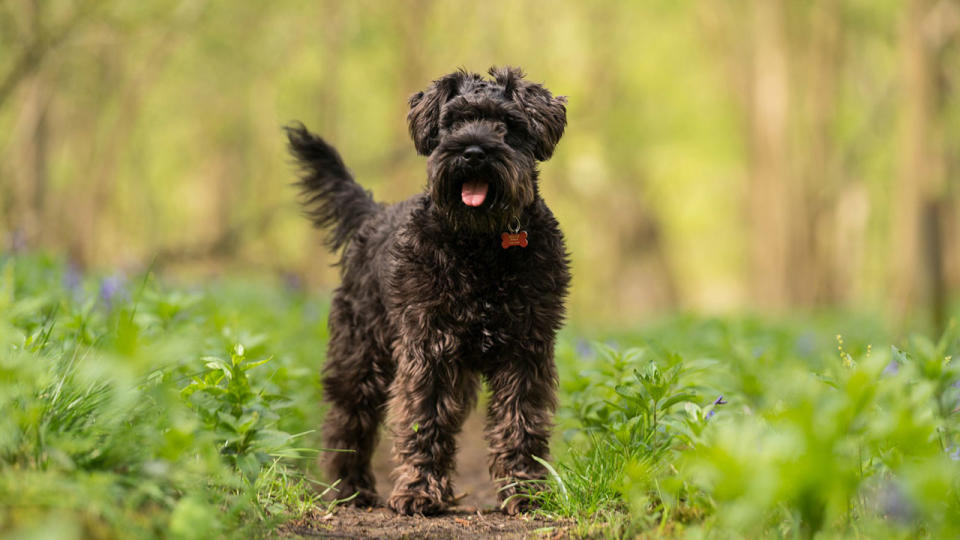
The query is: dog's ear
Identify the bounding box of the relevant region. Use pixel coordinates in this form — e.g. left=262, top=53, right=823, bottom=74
left=407, top=71, right=465, bottom=155
left=490, top=66, right=567, bottom=161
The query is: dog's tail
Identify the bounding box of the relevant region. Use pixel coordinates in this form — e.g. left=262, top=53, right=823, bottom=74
left=285, top=123, right=380, bottom=251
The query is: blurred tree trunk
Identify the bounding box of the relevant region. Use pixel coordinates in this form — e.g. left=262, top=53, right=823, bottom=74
left=893, top=0, right=955, bottom=332
left=802, top=0, right=845, bottom=305
left=748, top=1, right=849, bottom=309
left=6, top=0, right=51, bottom=250
left=24, top=77, right=49, bottom=248
left=587, top=2, right=679, bottom=316
left=747, top=0, right=790, bottom=309
left=943, top=3, right=960, bottom=311
left=0, top=0, right=93, bottom=109
left=25, top=0, right=49, bottom=249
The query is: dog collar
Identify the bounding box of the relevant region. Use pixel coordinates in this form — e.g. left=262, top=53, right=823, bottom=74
left=501, top=216, right=528, bottom=249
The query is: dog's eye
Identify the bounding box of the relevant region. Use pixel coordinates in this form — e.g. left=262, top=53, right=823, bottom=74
left=445, top=115, right=473, bottom=131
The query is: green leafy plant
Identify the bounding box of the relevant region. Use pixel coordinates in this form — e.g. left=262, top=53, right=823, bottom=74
left=5, top=253, right=960, bottom=538
left=545, top=320, right=960, bottom=538
left=538, top=343, right=703, bottom=534
left=181, top=343, right=302, bottom=482
left=0, top=254, right=329, bottom=537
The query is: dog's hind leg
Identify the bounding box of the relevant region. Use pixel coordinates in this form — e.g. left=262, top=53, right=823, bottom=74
left=321, top=293, right=392, bottom=506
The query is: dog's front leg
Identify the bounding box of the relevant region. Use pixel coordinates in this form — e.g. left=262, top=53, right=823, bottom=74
left=387, top=341, right=477, bottom=515
left=484, top=349, right=558, bottom=515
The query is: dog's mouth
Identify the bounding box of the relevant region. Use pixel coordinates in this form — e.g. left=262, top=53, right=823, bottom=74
left=460, top=180, right=489, bottom=207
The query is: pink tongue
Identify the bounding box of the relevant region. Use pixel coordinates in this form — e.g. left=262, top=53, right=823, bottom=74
left=461, top=181, right=488, bottom=207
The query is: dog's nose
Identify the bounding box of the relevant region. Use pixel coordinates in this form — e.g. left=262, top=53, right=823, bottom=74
left=463, top=146, right=485, bottom=163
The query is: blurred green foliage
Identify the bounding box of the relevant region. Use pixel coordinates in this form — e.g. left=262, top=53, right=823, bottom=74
left=545, top=318, right=960, bottom=537
left=2, top=253, right=960, bottom=537
left=0, top=253, right=332, bottom=537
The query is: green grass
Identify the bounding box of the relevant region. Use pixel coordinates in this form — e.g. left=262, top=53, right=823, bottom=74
left=541, top=320, right=960, bottom=538
left=0, top=254, right=333, bottom=538
left=1, top=253, right=958, bottom=538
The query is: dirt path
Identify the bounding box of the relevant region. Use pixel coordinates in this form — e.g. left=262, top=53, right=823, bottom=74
left=282, top=409, right=571, bottom=538
left=282, top=506, right=567, bottom=539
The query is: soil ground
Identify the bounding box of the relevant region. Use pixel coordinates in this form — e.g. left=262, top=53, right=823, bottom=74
left=280, top=410, right=573, bottom=539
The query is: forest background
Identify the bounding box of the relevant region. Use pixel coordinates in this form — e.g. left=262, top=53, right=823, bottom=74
left=2, top=0, right=960, bottom=331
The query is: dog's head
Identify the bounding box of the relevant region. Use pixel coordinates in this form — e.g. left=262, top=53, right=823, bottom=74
left=407, top=67, right=567, bottom=233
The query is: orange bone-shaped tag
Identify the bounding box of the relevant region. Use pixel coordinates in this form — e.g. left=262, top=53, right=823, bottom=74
left=501, top=231, right=528, bottom=249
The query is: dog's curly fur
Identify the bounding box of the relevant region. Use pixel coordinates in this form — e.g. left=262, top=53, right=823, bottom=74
left=287, top=66, right=570, bottom=516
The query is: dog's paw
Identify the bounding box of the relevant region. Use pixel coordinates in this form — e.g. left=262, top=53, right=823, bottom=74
left=388, top=491, right=445, bottom=515
left=328, top=480, right=381, bottom=508
left=343, top=487, right=382, bottom=508
left=497, top=482, right=542, bottom=515
left=501, top=493, right=539, bottom=515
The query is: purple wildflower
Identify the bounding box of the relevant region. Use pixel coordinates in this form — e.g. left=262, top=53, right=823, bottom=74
left=63, top=263, right=82, bottom=297
left=949, top=446, right=960, bottom=461
left=705, top=395, right=728, bottom=420
left=879, top=481, right=916, bottom=523
left=575, top=339, right=595, bottom=360
left=882, top=360, right=899, bottom=376
left=98, top=273, right=128, bottom=309
left=8, top=229, right=26, bottom=252
left=282, top=271, right=304, bottom=293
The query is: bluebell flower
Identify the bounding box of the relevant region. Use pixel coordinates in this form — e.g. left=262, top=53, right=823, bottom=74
left=8, top=229, right=26, bottom=252
left=63, top=263, right=82, bottom=297
left=282, top=271, right=304, bottom=292
left=705, top=395, right=727, bottom=420
left=882, top=360, right=899, bottom=376
left=879, top=481, right=916, bottom=523
left=949, top=446, right=960, bottom=462
left=575, top=338, right=595, bottom=360
left=99, top=273, right=128, bottom=309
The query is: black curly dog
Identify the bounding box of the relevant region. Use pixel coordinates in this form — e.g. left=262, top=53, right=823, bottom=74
left=287, top=66, right=569, bottom=516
